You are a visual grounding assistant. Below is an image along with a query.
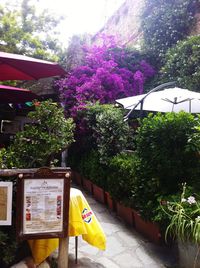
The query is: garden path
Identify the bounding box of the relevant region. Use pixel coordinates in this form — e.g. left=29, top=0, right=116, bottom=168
left=67, top=185, right=178, bottom=268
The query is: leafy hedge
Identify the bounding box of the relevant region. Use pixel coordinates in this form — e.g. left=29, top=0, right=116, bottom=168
left=135, top=112, right=199, bottom=191
left=93, top=104, right=131, bottom=164
left=108, top=152, right=139, bottom=207
left=68, top=103, right=133, bottom=189
left=78, top=150, right=108, bottom=189
left=161, top=35, right=200, bottom=91
left=73, top=110, right=200, bottom=222
left=131, top=112, right=200, bottom=220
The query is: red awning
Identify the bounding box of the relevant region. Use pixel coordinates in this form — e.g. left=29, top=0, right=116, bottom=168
left=0, top=84, right=38, bottom=103
left=0, top=51, right=66, bottom=81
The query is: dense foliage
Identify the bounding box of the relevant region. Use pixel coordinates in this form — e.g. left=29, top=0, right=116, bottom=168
left=57, top=37, right=155, bottom=117
left=108, top=152, right=138, bottom=206
left=77, top=150, right=108, bottom=188
left=161, top=36, right=200, bottom=91
left=0, top=100, right=75, bottom=168
left=132, top=112, right=200, bottom=220
left=73, top=110, right=200, bottom=223
left=92, top=104, right=131, bottom=164
left=68, top=103, right=132, bottom=188
left=141, top=0, right=198, bottom=67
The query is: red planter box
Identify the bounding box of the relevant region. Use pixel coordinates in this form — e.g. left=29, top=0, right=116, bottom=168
left=93, top=184, right=105, bottom=204
left=105, top=191, right=115, bottom=211
left=82, top=178, right=93, bottom=194
left=73, top=171, right=82, bottom=186
left=134, top=210, right=161, bottom=244
left=116, top=202, right=135, bottom=226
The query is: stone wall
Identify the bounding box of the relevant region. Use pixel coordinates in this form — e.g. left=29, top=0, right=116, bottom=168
left=95, top=0, right=200, bottom=48
left=190, top=12, right=200, bottom=36
left=95, top=0, right=144, bottom=48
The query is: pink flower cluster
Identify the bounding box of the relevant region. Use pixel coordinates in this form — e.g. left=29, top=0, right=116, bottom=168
left=56, top=35, right=155, bottom=117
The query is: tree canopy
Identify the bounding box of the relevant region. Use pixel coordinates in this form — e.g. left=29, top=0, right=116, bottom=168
left=0, top=0, right=64, bottom=61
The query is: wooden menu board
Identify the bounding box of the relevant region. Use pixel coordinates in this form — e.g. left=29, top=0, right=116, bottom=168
left=16, top=167, right=71, bottom=240
left=0, top=182, right=13, bottom=225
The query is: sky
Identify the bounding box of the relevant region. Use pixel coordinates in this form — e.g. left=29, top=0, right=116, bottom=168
left=2, top=0, right=125, bottom=47
left=37, top=0, right=125, bottom=45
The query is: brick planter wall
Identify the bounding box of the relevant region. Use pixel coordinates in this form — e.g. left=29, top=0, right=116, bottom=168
left=116, top=202, right=135, bottom=227
left=93, top=184, right=105, bottom=204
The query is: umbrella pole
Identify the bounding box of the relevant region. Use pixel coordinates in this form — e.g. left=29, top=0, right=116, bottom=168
left=124, top=81, right=176, bottom=120
left=140, top=100, right=144, bottom=117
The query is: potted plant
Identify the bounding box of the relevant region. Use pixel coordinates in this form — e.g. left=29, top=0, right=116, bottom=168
left=163, top=183, right=200, bottom=268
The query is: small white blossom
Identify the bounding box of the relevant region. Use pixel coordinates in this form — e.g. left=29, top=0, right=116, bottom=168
left=181, top=198, right=186, bottom=202
left=196, top=216, right=200, bottom=221
left=187, top=196, right=196, bottom=204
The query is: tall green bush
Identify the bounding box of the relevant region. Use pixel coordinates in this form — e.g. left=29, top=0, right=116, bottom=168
left=69, top=102, right=133, bottom=169
left=136, top=112, right=199, bottom=191
left=108, top=152, right=139, bottom=207
left=132, top=112, right=200, bottom=220
left=161, top=35, right=200, bottom=91
left=78, top=150, right=108, bottom=189
left=93, top=104, right=132, bottom=164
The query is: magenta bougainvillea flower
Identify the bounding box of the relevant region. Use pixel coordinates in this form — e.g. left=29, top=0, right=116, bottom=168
left=56, top=35, right=155, bottom=117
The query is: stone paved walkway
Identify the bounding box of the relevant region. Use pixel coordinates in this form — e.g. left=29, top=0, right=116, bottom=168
left=67, top=185, right=178, bottom=268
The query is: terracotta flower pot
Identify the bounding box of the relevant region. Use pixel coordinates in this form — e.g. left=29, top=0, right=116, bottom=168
left=73, top=171, right=82, bottom=186
left=93, top=184, right=105, bottom=204
left=133, top=210, right=161, bottom=244
left=116, top=202, right=135, bottom=226
left=105, top=191, right=115, bottom=211
left=82, top=178, right=93, bottom=194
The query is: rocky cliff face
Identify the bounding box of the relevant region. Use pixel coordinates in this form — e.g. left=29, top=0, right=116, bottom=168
left=191, top=12, right=200, bottom=35
left=95, top=0, right=200, bottom=48
left=96, top=0, right=144, bottom=48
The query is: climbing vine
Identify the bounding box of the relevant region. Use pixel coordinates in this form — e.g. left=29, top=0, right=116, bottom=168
left=141, top=0, right=198, bottom=67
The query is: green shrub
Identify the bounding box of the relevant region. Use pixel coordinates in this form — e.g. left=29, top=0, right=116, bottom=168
left=94, top=104, right=131, bottom=164
left=161, top=35, right=200, bottom=91
left=79, top=150, right=108, bottom=189
left=132, top=112, right=200, bottom=220
left=136, top=112, right=199, bottom=191
left=108, top=152, right=139, bottom=207
left=69, top=102, right=133, bottom=185
left=0, top=100, right=75, bottom=168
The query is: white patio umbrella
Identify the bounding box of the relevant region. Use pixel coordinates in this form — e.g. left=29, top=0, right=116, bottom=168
left=116, top=86, right=200, bottom=118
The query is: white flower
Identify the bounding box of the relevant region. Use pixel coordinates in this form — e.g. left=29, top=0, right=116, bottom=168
left=181, top=198, right=186, bottom=202
left=196, top=216, right=200, bottom=221
left=187, top=196, right=196, bottom=204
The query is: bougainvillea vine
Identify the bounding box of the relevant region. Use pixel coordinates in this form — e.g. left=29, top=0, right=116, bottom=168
left=56, top=35, right=155, bottom=117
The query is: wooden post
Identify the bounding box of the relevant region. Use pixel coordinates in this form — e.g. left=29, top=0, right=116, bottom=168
left=58, top=237, right=69, bottom=268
